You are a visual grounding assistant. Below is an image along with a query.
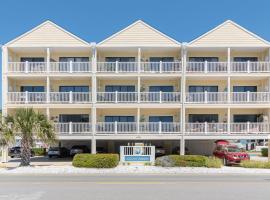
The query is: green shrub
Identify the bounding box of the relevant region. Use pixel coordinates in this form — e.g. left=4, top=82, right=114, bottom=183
left=261, top=148, right=268, bottom=157
left=32, top=148, right=46, bottom=156
left=240, top=160, right=270, bottom=169
left=156, top=155, right=208, bottom=167
left=72, top=154, right=119, bottom=168
left=205, top=157, right=223, bottom=168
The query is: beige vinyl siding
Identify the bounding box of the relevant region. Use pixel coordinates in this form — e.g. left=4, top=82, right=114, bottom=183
left=190, top=22, right=269, bottom=47
left=98, top=21, right=180, bottom=47
left=8, top=22, right=89, bottom=47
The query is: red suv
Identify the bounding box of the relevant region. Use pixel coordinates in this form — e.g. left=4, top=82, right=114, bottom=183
left=213, top=140, right=250, bottom=166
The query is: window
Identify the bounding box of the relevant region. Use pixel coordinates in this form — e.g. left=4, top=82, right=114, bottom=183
left=105, top=85, right=135, bottom=92
left=59, top=86, right=89, bottom=92
left=105, top=116, right=135, bottom=122
left=233, top=86, right=257, bottom=92
left=233, top=115, right=258, bottom=123
left=189, top=57, right=219, bottom=62
left=59, top=114, right=89, bottom=123
left=149, top=116, right=173, bottom=122
left=189, top=86, right=218, bottom=92
left=20, top=86, right=45, bottom=92
left=189, top=114, right=218, bottom=123
left=59, top=57, right=89, bottom=62
left=149, top=57, right=174, bottom=62
left=149, top=86, right=174, bottom=92
left=20, top=57, right=44, bottom=62
left=233, top=57, right=258, bottom=62
left=105, top=57, right=135, bottom=62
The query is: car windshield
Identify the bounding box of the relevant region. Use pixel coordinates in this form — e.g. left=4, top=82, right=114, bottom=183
left=227, top=147, right=241, bottom=152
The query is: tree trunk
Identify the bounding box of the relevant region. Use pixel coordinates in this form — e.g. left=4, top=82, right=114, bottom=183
left=20, top=135, right=31, bottom=166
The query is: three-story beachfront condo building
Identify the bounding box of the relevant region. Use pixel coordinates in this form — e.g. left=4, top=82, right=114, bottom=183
left=2, top=20, right=270, bottom=155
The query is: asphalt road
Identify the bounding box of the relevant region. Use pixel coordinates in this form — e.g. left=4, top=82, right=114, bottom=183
left=0, top=174, right=269, bottom=200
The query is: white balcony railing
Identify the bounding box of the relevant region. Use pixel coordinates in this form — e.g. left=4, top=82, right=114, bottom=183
left=140, top=92, right=181, bottom=103
left=97, top=62, right=138, bottom=73
left=232, top=92, right=270, bottom=103
left=7, top=92, right=46, bottom=104
left=50, top=92, right=91, bottom=103
left=186, top=62, right=227, bottom=73
left=96, top=122, right=181, bottom=134
left=231, top=62, right=270, bottom=73
left=96, top=92, right=138, bottom=103
left=50, top=62, right=91, bottom=73
left=140, top=62, right=182, bottom=73
left=231, top=123, right=270, bottom=134
left=96, top=92, right=181, bottom=103
left=186, top=123, right=270, bottom=135
left=54, top=122, right=92, bottom=135
left=186, top=123, right=228, bottom=134
left=185, top=92, right=228, bottom=104
left=8, top=62, right=46, bottom=73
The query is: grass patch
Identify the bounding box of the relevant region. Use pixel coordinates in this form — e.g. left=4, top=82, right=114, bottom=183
left=240, top=160, right=270, bottom=169
left=205, top=157, right=223, bottom=168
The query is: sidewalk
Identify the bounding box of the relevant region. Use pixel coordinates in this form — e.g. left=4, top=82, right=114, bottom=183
left=1, top=165, right=270, bottom=175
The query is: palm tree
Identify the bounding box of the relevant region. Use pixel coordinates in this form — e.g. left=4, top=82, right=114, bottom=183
left=0, top=108, right=56, bottom=166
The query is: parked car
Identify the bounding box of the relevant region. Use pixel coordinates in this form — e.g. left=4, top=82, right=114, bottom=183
left=213, top=140, right=249, bottom=166
left=48, top=147, right=69, bottom=158
left=70, top=145, right=90, bottom=156
left=96, top=147, right=107, bottom=153
left=155, top=146, right=166, bottom=157
left=8, top=147, right=35, bottom=158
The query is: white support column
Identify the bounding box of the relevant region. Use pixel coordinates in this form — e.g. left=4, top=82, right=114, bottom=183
left=92, top=76, right=96, bottom=103
left=227, top=107, right=231, bottom=134
left=91, top=107, right=96, bottom=154
left=138, top=48, right=141, bottom=73
left=91, top=43, right=97, bottom=73
left=227, top=76, right=231, bottom=103
left=137, top=76, right=141, bottom=103
left=1, top=46, right=8, bottom=163
left=137, top=108, right=140, bottom=134
left=46, top=48, right=50, bottom=73
left=268, top=135, right=270, bottom=161
left=227, top=47, right=231, bottom=73
left=180, top=44, right=187, bottom=155
left=2, top=46, right=8, bottom=114
left=268, top=47, right=270, bottom=62
left=46, top=76, right=50, bottom=104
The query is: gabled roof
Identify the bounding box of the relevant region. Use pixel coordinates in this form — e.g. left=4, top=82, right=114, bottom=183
left=5, top=20, right=90, bottom=47
left=188, top=20, right=270, bottom=47
left=98, top=20, right=180, bottom=47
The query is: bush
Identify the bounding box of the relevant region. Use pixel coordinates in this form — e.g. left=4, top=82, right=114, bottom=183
left=261, top=148, right=268, bottom=157
left=72, top=154, right=119, bottom=168
left=205, top=157, right=223, bottom=168
left=156, top=155, right=208, bottom=167
left=240, top=160, right=270, bottom=169
left=32, top=148, right=46, bottom=156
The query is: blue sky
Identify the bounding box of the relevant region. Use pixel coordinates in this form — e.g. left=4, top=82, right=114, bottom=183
left=1, top=0, right=270, bottom=106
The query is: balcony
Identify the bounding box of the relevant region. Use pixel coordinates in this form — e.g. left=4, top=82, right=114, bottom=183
left=185, top=92, right=270, bottom=104
left=186, top=61, right=270, bottom=73
left=186, top=123, right=270, bottom=135
left=186, top=92, right=227, bottom=104
left=8, top=61, right=92, bottom=73
left=7, top=92, right=91, bottom=104
left=186, top=62, right=227, bottom=73
left=96, top=122, right=181, bottom=134
left=54, top=122, right=92, bottom=135
left=96, top=92, right=181, bottom=103
left=96, top=61, right=182, bottom=73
